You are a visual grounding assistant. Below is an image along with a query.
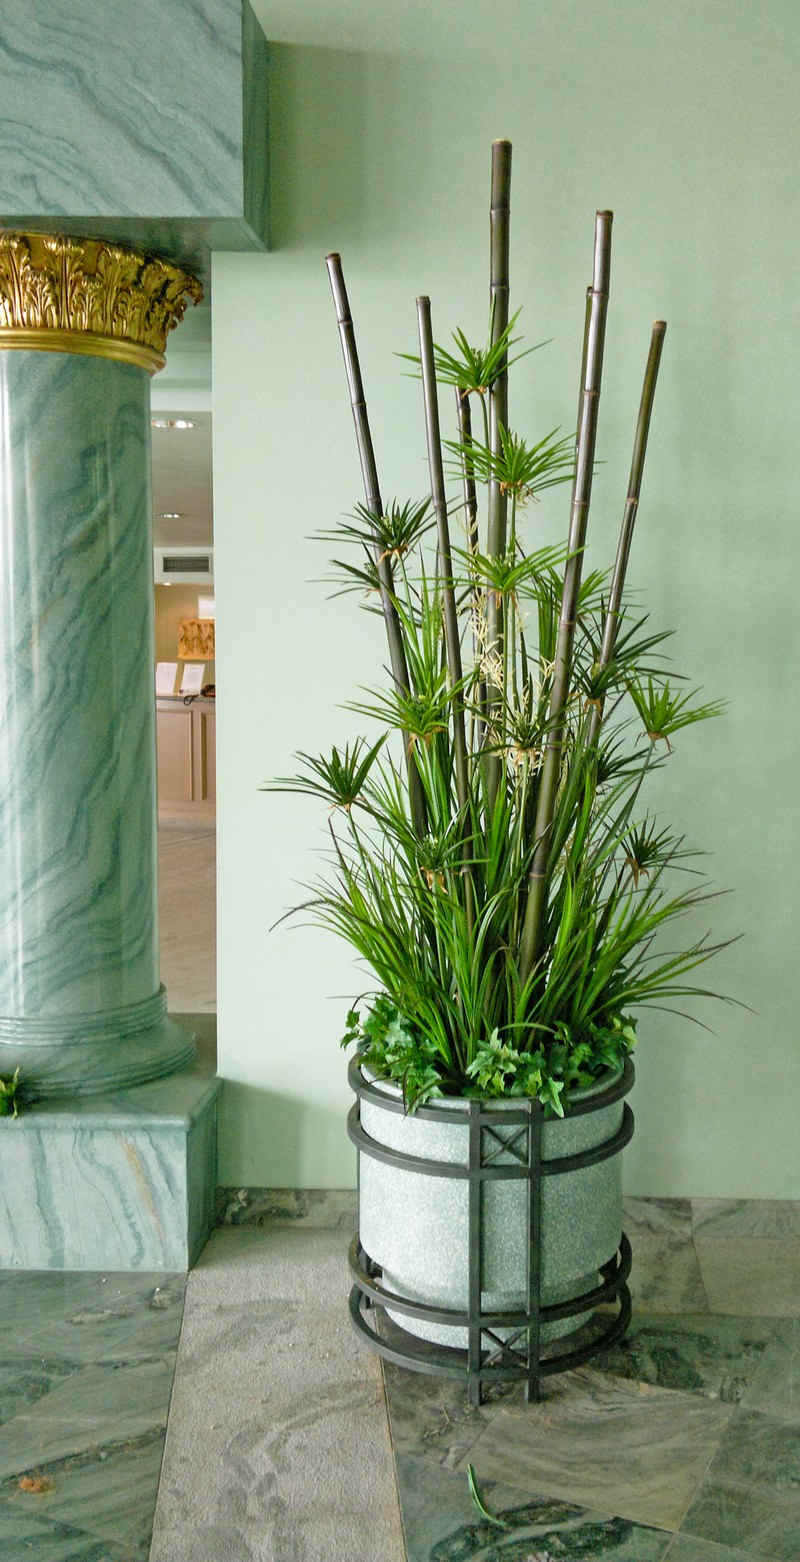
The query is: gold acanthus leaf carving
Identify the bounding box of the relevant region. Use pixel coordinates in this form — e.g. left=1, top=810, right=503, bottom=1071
left=0, top=233, right=202, bottom=362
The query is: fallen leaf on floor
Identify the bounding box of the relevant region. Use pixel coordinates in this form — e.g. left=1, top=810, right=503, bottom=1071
left=18, top=1475, right=54, bottom=1494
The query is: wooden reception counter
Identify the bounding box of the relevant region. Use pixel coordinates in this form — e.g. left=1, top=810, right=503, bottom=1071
left=156, top=695, right=216, bottom=806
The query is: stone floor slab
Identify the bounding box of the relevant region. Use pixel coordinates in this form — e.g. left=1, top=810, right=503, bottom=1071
left=395, top=1451, right=673, bottom=1562
left=680, top=1405, right=800, bottom=1561
left=0, top=1508, right=118, bottom=1561
left=0, top=1272, right=185, bottom=1364
left=0, top=1269, right=184, bottom=1562
left=593, top=1312, right=790, bottom=1406
left=691, top=1199, right=800, bottom=1240
left=663, top=1535, right=762, bottom=1562
left=629, top=1235, right=709, bottom=1313
left=694, top=1237, right=800, bottom=1315
left=452, top=1366, right=733, bottom=1532
left=149, top=1226, right=404, bottom=1562
left=184, top=1224, right=352, bottom=1306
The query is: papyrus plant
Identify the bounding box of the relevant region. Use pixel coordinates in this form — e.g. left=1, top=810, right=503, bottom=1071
left=268, top=142, right=733, bottom=1113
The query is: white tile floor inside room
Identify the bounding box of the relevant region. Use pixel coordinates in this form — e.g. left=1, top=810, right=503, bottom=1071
left=0, top=810, right=798, bottom=1561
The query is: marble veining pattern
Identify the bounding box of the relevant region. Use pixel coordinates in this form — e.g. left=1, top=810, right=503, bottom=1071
left=0, top=350, right=195, bottom=1094
left=380, top=1220, right=800, bottom=1558
left=0, top=0, right=242, bottom=217
left=149, top=1226, right=405, bottom=1562
left=0, top=352, right=157, bottom=1019
left=0, top=1208, right=798, bottom=1558
left=451, top=1369, right=734, bottom=1531
left=0, top=1270, right=185, bottom=1561
left=394, top=1454, right=674, bottom=1562
left=0, top=1058, right=220, bottom=1269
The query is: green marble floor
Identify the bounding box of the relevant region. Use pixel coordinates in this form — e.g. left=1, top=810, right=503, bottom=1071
left=382, top=1197, right=800, bottom=1562
left=0, top=1269, right=185, bottom=1561
left=0, top=1198, right=797, bottom=1560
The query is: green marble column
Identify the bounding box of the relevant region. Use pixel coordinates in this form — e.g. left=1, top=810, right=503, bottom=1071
left=0, top=233, right=202, bottom=1097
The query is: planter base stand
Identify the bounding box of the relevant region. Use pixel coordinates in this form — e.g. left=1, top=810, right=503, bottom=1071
left=348, top=1058, right=635, bottom=1405
left=349, top=1234, right=631, bottom=1405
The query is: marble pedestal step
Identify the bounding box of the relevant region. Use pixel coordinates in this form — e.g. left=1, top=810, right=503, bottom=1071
left=0, top=1050, right=221, bottom=1271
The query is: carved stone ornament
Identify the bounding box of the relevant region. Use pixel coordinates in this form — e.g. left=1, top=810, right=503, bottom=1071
left=0, top=232, right=203, bottom=373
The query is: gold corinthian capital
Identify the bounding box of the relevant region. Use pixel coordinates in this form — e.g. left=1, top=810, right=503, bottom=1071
left=0, top=232, right=203, bottom=374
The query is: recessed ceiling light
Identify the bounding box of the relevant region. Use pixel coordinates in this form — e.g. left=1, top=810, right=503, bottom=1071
left=159, top=511, right=183, bottom=520
left=151, top=418, right=196, bottom=430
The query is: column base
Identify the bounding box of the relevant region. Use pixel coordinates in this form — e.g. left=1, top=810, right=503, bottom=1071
left=0, top=1010, right=196, bottom=1098
left=0, top=1056, right=221, bottom=1270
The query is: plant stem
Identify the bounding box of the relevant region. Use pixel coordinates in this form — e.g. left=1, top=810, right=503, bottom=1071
left=486, top=140, right=512, bottom=812
left=586, top=320, right=667, bottom=748
left=518, top=210, right=613, bottom=982
left=455, top=386, right=486, bottom=748
left=325, top=253, right=427, bottom=837
left=576, top=285, right=592, bottom=451
left=417, top=296, right=474, bottom=929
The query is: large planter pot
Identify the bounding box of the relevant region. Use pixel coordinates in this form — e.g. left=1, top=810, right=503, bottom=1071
left=348, top=1055, right=634, bottom=1398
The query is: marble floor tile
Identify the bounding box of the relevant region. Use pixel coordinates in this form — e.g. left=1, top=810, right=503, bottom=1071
left=740, top=1317, right=798, bottom=1420
left=692, top=1198, right=800, bottom=1240
left=395, top=1452, right=673, bottom=1562
left=150, top=1226, right=404, bottom=1562
left=628, top=1235, right=710, bottom=1314
left=0, top=1357, right=175, bottom=1480
left=694, top=1237, right=800, bottom=1316
left=680, top=1406, right=800, bottom=1561
left=158, top=814, right=216, bottom=1014
left=0, top=1270, right=184, bottom=1562
left=663, top=1537, right=761, bottom=1562
left=593, top=1312, right=789, bottom=1405
left=624, top=1198, right=694, bottom=1242
left=382, top=1359, right=498, bottom=1470
left=0, top=1360, right=77, bottom=1426
left=0, top=1507, right=120, bottom=1561
left=0, top=1273, right=185, bottom=1364
left=1, top=1435, right=163, bottom=1560
left=453, top=1366, right=733, bottom=1531
left=185, top=1223, right=351, bottom=1306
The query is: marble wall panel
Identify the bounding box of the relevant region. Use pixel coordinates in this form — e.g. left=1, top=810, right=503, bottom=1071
left=0, top=0, right=270, bottom=268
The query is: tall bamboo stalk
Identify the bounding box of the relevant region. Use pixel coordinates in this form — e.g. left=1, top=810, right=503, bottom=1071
left=586, top=320, right=667, bottom=749
left=485, top=140, right=512, bottom=810
left=455, top=386, right=486, bottom=747
left=576, top=286, right=592, bottom=452
left=518, top=211, right=613, bottom=982
left=418, top=298, right=474, bottom=932
left=325, top=252, right=426, bottom=837
left=417, top=297, right=470, bottom=814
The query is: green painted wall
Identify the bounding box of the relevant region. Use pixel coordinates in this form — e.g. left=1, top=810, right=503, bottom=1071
left=213, top=0, right=799, bottom=1195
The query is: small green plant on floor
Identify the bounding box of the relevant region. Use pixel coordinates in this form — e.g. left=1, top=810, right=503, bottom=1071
left=268, top=141, right=735, bottom=1114
left=0, top=1069, right=22, bottom=1118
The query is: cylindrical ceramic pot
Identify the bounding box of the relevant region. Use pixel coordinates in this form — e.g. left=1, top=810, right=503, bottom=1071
left=356, top=1063, right=632, bottom=1348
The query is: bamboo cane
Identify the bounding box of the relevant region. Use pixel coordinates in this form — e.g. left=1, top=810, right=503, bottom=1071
left=576, top=286, right=592, bottom=452
left=455, top=386, right=486, bottom=747
left=325, top=252, right=427, bottom=837
left=418, top=299, right=474, bottom=932
left=485, top=140, right=512, bottom=810
left=586, top=320, right=667, bottom=749
left=417, top=297, right=471, bottom=814
left=518, top=211, right=613, bottom=982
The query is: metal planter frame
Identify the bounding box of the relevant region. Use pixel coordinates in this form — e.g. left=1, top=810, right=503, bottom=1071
left=347, top=1054, right=635, bottom=1404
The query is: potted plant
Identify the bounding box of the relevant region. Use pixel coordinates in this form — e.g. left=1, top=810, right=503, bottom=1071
left=268, top=142, right=732, bottom=1400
